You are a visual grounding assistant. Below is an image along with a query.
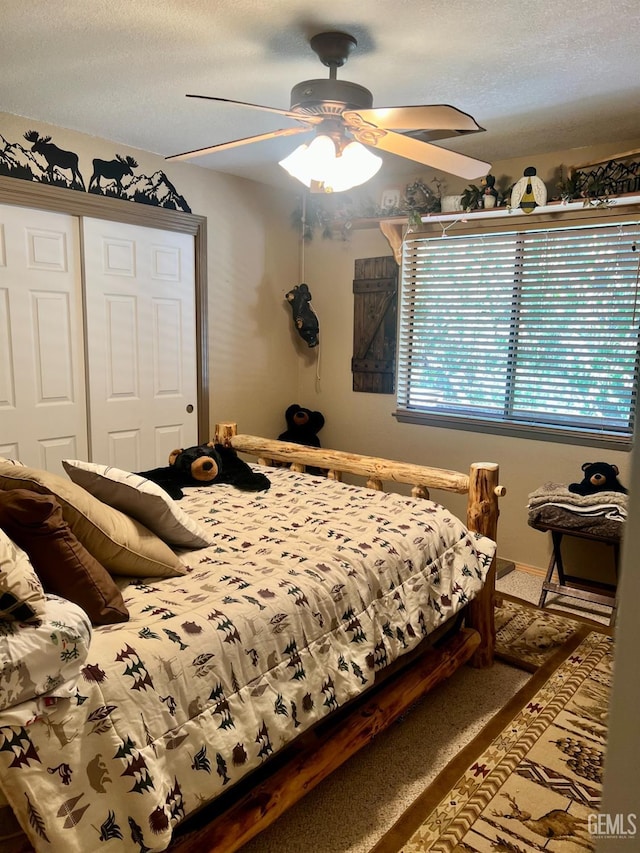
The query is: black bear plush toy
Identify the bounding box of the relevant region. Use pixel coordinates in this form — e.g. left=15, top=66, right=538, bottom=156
left=137, top=442, right=270, bottom=500
left=568, top=462, right=627, bottom=496
left=277, top=404, right=325, bottom=477
left=278, top=404, right=325, bottom=448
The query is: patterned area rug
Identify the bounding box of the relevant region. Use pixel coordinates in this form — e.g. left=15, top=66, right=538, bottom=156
left=372, top=628, right=612, bottom=853
left=495, top=592, right=598, bottom=672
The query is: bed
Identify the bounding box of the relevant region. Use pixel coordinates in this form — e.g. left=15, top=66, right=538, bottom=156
left=0, top=424, right=504, bottom=853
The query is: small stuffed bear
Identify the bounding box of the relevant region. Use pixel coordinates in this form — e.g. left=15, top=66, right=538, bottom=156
left=137, top=442, right=270, bottom=500
left=278, top=404, right=325, bottom=448
left=568, top=462, right=628, bottom=496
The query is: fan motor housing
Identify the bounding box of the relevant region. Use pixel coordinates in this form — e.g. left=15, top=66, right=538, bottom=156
left=290, top=79, right=373, bottom=116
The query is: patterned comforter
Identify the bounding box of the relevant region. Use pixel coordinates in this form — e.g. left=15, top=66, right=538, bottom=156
left=0, top=466, right=496, bottom=852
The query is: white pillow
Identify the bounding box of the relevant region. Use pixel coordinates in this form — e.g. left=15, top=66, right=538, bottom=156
left=62, top=460, right=215, bottom=549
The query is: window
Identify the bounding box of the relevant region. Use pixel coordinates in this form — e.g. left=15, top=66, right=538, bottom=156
left=397, top=220, right=640, bottom=447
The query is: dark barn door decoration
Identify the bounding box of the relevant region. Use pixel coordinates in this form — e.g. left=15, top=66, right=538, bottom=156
left=352, top=256, right=398, bottom=394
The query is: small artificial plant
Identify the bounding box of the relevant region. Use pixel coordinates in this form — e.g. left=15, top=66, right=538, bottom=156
left=555, top=166, right=615, bottom=207
left=460, top=183, right=484, bottom=211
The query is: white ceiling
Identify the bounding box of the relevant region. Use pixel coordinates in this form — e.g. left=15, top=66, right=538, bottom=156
left=2, top=0, right=640, bottom=189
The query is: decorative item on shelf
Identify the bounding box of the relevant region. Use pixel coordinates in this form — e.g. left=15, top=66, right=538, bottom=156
left=555, top=161, right=628, bottom=208
left=498, top=180, right=516, bottom=207
left=555, top=167, right=582, bottom=204
left=289, top=175, right=443, bottom=240
left=510, top=166, right=547, bottom=214
left=406, top=209, right=423, bottom=229
left=440, top=194, right=464, bottom=212
left=568, top=151, right=640, bottom=203
left=290, top=196, right=355, bottom=240
left=403, top=179, right=442, bottom=216
left=380, top=187, right=402, bottom=213
left=481, top=174, right=499, bottom=208
left=460, top=183, right=484, bottom=212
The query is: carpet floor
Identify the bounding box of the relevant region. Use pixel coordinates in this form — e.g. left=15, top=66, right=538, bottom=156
left=372, top=628, right=611, bottom=852
left=238, top=573, right=611, bottom=853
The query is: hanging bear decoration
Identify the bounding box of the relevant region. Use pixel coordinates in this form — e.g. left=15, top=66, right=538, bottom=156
left=285, top=283, right=319, bottom=348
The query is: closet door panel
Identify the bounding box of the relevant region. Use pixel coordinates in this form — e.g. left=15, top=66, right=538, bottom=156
left=0, top=204, right=88, bottom=471
left=82, top=218, right=197, bottom=470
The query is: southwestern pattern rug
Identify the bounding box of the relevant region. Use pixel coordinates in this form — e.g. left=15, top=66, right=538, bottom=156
left=373, top=626, right=612, bottom=853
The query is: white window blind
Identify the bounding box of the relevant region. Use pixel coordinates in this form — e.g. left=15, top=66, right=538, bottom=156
left=397, top=221, right=640, bottom=445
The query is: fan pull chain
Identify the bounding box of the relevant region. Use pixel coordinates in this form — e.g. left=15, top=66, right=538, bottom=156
left=299, top=194, right=322, bottom=389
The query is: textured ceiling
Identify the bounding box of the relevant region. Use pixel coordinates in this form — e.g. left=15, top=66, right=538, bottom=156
left=2, top=0, right=639, bottom=188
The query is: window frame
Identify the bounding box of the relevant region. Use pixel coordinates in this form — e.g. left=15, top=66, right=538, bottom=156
left=394, top=200, right=640, bottom=451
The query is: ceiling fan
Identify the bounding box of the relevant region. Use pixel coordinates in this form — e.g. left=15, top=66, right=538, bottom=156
left=167, top=31, right=491, bottom=189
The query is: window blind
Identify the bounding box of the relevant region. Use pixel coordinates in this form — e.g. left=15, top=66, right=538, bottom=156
left=397, top=221, right=640, bottom=443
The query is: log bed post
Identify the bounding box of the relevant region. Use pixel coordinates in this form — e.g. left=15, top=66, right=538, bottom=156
left=214, top=421, right=238, bottom=447
left=466, top=462, right=504, bottom=668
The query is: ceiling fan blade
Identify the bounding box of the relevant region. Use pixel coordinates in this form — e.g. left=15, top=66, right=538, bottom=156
left=399, top=129, right=480, bottom=143
left=166, top=126, right=312, bottom=162
left=344, top=104, right=484, bottom=133
left=355, top=128, right=491, bottom=180
left=186, top=94, right=322, bottom=125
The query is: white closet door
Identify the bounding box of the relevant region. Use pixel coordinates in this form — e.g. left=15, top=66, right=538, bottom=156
left=82, top=218, right=198, bottom=471
left=0, top=203, right=88, bottom=472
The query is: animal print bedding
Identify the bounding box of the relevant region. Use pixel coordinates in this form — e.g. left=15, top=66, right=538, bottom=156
left=0, top=466, right=496, bottom=852
left=0, top=595, right=91, bottom=714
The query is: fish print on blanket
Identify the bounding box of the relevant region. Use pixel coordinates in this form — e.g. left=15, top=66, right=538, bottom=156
left=0, top=467, right=495, bottom=853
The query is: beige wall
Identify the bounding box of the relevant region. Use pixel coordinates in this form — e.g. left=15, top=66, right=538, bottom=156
left=597, top=435, right=639, bottom=851
left=297, top=140, right=640, bottom=571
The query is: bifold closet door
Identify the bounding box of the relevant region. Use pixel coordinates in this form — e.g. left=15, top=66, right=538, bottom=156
left=82, top=218, right=198, bottom=472
left=0, top=203, right=88, bottom=471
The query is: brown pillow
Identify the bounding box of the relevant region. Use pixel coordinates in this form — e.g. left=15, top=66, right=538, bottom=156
left=0, top=460, right=185, bottom=578
left=0, top=490, right=129, bottom=626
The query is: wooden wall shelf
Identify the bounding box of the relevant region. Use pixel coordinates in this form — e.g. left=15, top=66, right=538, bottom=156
left=374, top=193, right=640, bottom=263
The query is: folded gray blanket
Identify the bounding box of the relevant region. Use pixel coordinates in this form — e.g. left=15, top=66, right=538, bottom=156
left=528, top=504, right=624, bottom=539
left=527, top=482, right=628, bottom=521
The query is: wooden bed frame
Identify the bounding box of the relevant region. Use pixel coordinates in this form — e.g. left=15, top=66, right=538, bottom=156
left=167, top=423, right=505, bottom=853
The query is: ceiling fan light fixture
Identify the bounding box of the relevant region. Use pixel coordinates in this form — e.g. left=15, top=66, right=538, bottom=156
left=172, top=31, right=490, bottom=181
left=336, top=140, right=382, bottom=188
left=279, top=134, right=382, bottom=192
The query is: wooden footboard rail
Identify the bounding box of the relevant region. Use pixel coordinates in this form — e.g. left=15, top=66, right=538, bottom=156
left=214, top=422, right=505, bottom=668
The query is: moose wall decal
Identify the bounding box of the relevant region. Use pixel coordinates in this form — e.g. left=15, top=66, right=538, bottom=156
left=2, top=128, right=192, bottom=211
left=23, top=130, right=85, bottom=189
left=88, top=155, right=139, bottom=193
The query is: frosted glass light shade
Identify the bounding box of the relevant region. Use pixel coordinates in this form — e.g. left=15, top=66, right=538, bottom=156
left=279, top=135, right=382, bottom=192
